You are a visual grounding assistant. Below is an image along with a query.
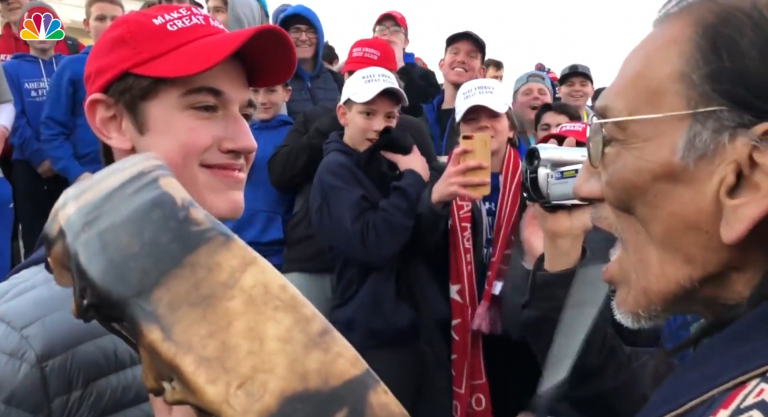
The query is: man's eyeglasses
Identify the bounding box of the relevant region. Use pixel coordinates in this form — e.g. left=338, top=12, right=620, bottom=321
left=586, top=107, right=726, bottom=168
left=287, top=26, right=318, bottom=40
left=374, top=25, right=405, bottom=36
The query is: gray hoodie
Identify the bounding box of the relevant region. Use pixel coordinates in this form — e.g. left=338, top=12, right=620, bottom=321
left=226, top=0, right=269, bottom=30
left=226, top=0, right=289, bottom=114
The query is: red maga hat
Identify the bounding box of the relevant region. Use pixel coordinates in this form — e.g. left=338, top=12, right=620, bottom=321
left=84, top=5, right=297, bottom=98
left=341, top=37, right=397, bottom=74
left=537, top=122, right=588, bottom=145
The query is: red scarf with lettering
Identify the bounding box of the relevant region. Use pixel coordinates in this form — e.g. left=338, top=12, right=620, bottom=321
left=448, top=145, right=522, bottom=417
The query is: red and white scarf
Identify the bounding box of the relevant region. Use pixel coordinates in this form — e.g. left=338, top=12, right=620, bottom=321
left=448, top=146, right=522, bottom=417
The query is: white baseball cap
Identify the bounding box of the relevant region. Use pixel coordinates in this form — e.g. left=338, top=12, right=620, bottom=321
left=455, top=78, right=511, bottom=122
left=339, top=66, right=408, bottom=107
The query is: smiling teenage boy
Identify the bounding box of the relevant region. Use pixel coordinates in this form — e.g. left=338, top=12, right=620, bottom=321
left=421, top=31, right=486, bottom=158
left=421, top=78, right=534, bottom=416
left=224, top=82, right=294, bottom=270
left=84, top=4, right=296, bottom=415
left=0, top=4, right=295, bottom=414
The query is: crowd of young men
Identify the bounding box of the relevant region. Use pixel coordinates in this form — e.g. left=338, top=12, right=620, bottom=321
left=0, top=1, right=661, bottom=417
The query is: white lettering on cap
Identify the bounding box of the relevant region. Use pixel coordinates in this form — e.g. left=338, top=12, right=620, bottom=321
left=461, top=84, right=497, bottom=102
left=557, top=122, right=586, bottom=133
left=152, top=7, right=226, bottom=32
left=350, top=46, right=380, bottom=61
left=361, top=72, right=397, bottom=87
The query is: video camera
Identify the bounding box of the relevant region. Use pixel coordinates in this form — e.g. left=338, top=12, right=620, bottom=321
left=522, top=123, right=590, bottom=209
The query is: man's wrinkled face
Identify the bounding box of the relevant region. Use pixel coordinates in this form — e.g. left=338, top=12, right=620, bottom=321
left=337, top=94, right=400, bottom=152
left=486, top=67, right=503, bottom=82
left=458, top=106, right=513, bottom=156
left=513, top=82, right=552, bottom=127
left=86, top=58, right=257, bottom=221
left=252, top=84, right=290, bottom=121
left=0, top=0, right=26, bottom=29
left=206, top=0, right=227, bottom=28
left=84, top=2, right=124, bottom=42
left=372, top=17, right=407, bottom=54
left=287, top=24, right=317, bottom=60
left=560, top=75, right=594, bottom=109
left=574, top=17, right=735, bottom=329
left=536, top=111, right=573, bottom=140
left=439, top=40, right=484, bottom=86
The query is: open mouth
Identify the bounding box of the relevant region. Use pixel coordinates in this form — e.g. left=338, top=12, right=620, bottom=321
left=452, top=67, right=467, bottom=74
left=366, top=138, right=377, bottom=145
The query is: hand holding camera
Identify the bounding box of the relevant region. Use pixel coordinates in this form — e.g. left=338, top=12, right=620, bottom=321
left=521, top=133, right=592, bottom=271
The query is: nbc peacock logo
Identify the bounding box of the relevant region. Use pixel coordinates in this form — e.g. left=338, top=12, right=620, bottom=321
left=20, top=12, right=65, bottom=41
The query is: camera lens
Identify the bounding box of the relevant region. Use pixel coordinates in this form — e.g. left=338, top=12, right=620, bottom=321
left=524, top=146, right=541, bottom=170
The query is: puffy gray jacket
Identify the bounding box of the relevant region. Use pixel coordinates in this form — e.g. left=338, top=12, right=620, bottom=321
left=0, top=263, right=151, bottom=417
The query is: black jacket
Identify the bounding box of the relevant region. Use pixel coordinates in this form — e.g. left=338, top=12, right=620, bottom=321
left=397, top=64, right=441, bottom=119
left=502, top=227, right=663, bottom=417
left=267, top=106, right=438, bottom=274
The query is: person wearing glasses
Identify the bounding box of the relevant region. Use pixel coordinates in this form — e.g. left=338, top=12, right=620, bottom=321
left=571, top=0, right=768, bottom=415
left=277, top=5, right=341, bottom=118
left=372, top=11, right=440, bottom=118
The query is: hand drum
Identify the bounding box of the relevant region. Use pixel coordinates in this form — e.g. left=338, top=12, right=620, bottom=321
left=43, top=153, right=409, bottom=417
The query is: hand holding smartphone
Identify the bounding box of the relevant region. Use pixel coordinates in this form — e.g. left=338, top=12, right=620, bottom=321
left=458, top=133, right=492, bottom=196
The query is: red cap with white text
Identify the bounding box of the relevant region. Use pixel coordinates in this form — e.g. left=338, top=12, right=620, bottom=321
left=536, top=122, right=588, bottom=145
left=84, top=5, right=297, bottom=98
left=341, top=38, right=397, bottom=74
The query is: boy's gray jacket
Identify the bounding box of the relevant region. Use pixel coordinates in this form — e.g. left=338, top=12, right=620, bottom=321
left=0, top=264, right=151, bottom=417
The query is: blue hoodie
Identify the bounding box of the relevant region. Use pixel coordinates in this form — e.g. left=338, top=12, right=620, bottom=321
left=3, top=53, right=64, bottom=167
left=277, top=5, right=340, bottom=118
left=40, top=46, right=101, bottom=184
left=224, top=114, right=294, bottom=270
left=309, top=133, right=427, bottom=350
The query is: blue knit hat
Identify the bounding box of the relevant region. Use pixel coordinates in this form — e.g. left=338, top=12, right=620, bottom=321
left=272, top=3, right=291, bottom=25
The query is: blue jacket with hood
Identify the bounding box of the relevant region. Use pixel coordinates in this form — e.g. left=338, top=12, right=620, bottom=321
left=309, top=133, right=427, bottom=350
left=3, top=52, right=64, bottom=167
left=224, top=115, right=294, bottom=270
left=40, top=46, right=101, bottom=184
left=277, top=5, right=341, bottom=118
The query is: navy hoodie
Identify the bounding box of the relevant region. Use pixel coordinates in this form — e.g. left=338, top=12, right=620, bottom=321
left=3, top=52, right=64, bottom=167
left=277, top=5, right=340, bottom=118
left=40, top=46, right=101, bottom=184
left=224, top=115, right=294, bottom=270
left=309, top=133, right=427, bottom=350
left=637, top=302, right=768, bottom=417
left=420, top=91, right=457, bottom=157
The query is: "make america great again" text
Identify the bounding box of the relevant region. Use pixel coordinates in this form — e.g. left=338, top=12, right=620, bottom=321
left=151, top=7, right=225, bottom=32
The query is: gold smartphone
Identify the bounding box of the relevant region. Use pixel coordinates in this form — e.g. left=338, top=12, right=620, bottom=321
left=458, top=133, right=491, bottom=197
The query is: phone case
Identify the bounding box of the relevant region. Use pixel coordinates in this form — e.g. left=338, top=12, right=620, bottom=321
left=458, top=133, right=492, bottom=197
